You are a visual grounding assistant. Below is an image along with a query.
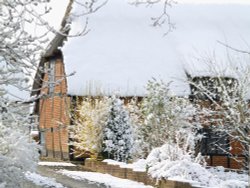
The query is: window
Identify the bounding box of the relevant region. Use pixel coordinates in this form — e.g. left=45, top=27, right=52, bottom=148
left=200, top=128, right=229, bottom=155
left=48, top=59, right=55, bottom=94
left=39, top=131, right=47, bottom=156
left=40, top=131, right=45, bottom=145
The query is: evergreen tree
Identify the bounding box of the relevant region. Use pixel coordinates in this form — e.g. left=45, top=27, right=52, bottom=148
left=103, top=95, right=133, bottom=162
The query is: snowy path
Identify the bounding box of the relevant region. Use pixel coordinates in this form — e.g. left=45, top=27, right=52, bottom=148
left=29, top=161, right=249, bottom=188
left=35, top=165, right=105, bottom=188
left=26, top=162, right=153, bottom=188
left=59, top=170, right=153, bottom=188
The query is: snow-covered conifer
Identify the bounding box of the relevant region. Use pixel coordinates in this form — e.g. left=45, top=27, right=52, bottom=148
left=103, top=95, right=134, bottom=162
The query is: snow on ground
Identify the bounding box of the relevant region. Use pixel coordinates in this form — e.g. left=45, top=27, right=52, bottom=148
left=25, top=160, right=248, bottom=188
left=103, top=159, right=146, bottom=172
left=38, top=161, right=76, bottom=167
left=143, top=143, right=249, bottom=188
left=102, top=159, right=249, bottom=188
left=59, top=170, right=153, bottom=188
left=25, top=171, right=66, bottom=188
left=207, top=167, right=248, bottom=188
left=158, top=160, right=249, bottom=188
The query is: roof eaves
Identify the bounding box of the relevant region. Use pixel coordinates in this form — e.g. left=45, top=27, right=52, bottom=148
left=31, top=0, right=74, bottom=97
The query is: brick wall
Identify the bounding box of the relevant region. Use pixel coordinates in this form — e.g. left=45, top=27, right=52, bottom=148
left=39, top=57, right=71, bottom=160
left=195, top=100, right=246, bottom=169
left=84, top=159, right=195, bottom=188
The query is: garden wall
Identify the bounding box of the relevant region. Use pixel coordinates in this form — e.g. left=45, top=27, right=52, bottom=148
left=84, top=159, right=199, bottom=188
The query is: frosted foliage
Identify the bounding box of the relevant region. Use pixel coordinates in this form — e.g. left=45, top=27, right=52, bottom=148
left=70, top=97, right=110, bottom=158
left=192, top=60, right=250, bottom=167
left=0, top=0, right=52, bottom=92
left=140, top=79, right=201, bottom=155
left=146, top=143, right=207, bottom=180
left=126, top=98, right=144, bottom=159
left=103, top=96, right=134, bottom=162
left=0, top=101, right=39, bottom=187
left=0, top=0, right=50, bottom=186
left=146, top=143, right=248, bottom=187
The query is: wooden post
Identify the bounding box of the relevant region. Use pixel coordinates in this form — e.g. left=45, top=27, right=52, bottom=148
left=41, top=97, right=48, bottom=157
left=248, top=146, right=250, bottom=187
left=58, top=95, right=64, bottom=160
left=57, top=62, right=64, bottom=160
left=51, top=127, right=55, bottom=158
left=65, top=94, right=73, bottom=160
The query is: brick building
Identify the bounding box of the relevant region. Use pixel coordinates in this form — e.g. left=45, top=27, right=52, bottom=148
left=188, top=76, right=247, bottom=169
left=32, top=51, right=70, bottom=159
left=31, top=0, right=250, bottom=168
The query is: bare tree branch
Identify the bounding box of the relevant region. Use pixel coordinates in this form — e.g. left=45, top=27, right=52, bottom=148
left=130, top=0, right=177, bottom=36
left=217, top=40, right=250, bottom=55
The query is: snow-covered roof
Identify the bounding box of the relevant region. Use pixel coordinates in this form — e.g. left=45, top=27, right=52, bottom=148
left=62, top=0, right=250, bottom=96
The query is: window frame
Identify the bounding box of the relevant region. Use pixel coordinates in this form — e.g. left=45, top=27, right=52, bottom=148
left=200, top=128, right=230, bottom=155
left=48, top=59, right=56, bottom=94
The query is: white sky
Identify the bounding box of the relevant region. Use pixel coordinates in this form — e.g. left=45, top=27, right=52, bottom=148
left=41, top=0, right=69, bottom=40
left=179, top=0, right=250, bottom=4
left=46, top=0, right=250, bottom=29
left=46, top=0, right=69, bottom=29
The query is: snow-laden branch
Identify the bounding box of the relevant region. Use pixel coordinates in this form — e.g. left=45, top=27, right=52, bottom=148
left=187, top=54, right=250, bottom=169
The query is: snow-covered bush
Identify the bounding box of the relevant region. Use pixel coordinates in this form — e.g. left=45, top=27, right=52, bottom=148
left=146, top=143, right=248, bottom=187
left=146, top=143, right=208, bottom=180
left=140, top=79, right=201, bottom=156
left=103, top=95, right=134, bottom=162
left=0, top=0, right=53, bottom=186
left=70, top=97, right=110, bottom=158
left=0, top=101, right=39, bottom=187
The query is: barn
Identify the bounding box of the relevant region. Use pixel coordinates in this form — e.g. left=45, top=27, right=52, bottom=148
left=31, top=0, right=250, bottom=169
